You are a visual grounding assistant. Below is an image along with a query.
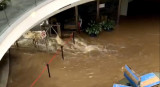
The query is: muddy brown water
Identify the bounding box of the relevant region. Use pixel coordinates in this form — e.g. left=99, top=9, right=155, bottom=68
left=7, top=15, right=160, bottom=87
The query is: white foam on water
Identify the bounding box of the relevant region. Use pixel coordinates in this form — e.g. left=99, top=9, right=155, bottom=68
left=17, top=35, right=106, bottom=54
left=64, top=38, right=108, bottom=54
left=55, top=35, right=64, bottom=46
left=47, top=38, right=60, bottom=52
left=16, top=37, right=59, bottom=52
left=17, top=39, right=33, bottom=47
left=16, top=36, right=118, bottom=56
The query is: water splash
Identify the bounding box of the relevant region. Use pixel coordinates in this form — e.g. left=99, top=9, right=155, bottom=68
left=15, top=35, right=118, bottom=56
left=64, top=37, right=108, bottom=54
left=50, top=26, right=64, bottom=46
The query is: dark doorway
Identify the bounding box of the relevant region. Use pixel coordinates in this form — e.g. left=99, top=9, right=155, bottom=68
left=127, top=0, right=160, bottom=16
left=78, top=1, right=97, bottom=29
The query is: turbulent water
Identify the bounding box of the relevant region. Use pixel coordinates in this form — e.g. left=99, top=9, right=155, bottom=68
left=15, top=36, right=118, bottom=56
left=65, top=38, right=114, bottom=53
left=7, top=16, right=160, bottom=87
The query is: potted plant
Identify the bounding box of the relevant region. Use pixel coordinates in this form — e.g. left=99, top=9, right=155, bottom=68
left=86, top=21, right=102, bottom=37
left=0, top=0, right=10, bottom=11
left=101, top=20, right=115, bottom=31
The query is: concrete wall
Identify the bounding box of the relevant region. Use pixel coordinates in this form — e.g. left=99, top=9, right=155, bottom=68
left=120, top=0, right=128, bottom=16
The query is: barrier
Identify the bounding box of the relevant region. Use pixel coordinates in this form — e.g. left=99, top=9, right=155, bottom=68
left=30, top=33, right=73, bottom=87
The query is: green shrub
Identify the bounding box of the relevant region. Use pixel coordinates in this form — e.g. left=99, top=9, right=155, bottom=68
left=100, top=20, right=115, bottom=31
left=86, top=21, right=102, bottom=36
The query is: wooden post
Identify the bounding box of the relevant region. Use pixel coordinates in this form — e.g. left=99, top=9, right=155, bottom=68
left=61, top=46, right=64, bottom=60
left=96, top=0, right=100, bottom=22
left=75, top=6, right=79, bottom=33
left=8, top=48, right=11, bottom=59
left=15, top=41, right=19, bottom=47
left=57, top=23, right=61, bottom=38
left=49, top=26, right=52, bottom=37
left=117, top=0, right=122, bottom=24
left=46, top=64, right=51, bottom=78
left=73, top=32, right=75, bottom=44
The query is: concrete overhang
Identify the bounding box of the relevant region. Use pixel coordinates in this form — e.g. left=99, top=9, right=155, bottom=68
left=0, top=0, right=95, bottom=61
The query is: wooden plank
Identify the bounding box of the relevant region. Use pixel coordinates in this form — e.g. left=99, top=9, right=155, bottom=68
left=64, top=25, right=76, bottom=29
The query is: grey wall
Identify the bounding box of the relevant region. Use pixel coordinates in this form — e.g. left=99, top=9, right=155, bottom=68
left=120, top=0, right=128, bottom=16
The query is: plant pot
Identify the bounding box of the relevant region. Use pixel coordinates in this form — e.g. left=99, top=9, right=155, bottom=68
left=104, top=27, right=114, bottom=32
left=90, top=33, right=97, bottom=37
left=0, top=3, right=7, bottom=11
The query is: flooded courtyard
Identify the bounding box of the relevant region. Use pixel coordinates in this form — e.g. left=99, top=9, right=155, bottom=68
left=7, top=15, right=160, bottom=87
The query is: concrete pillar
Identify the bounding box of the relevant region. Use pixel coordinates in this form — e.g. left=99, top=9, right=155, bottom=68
left=75, top=6, right=79, bottom=31
left=96, top=0, right=100, bottom=22
left=120, top=0, right=128, bottom=16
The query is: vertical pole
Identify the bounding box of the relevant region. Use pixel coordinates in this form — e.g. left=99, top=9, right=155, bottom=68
left=73, top=32, right=75, bottom=44
left=45, top=39, right=48, bottom=52
left=61, top=46, right=64, bottom=60
left=75, top=6, right=79, bottom=33
left=45, top=28, right=49, bottom=52
left=50, top=26, right=52, bottom=37
left=117, top=0, right=122, bottom=24
left=3, top=7, right=10, bottom=26
left=96, top=0, right=100, bottom=22
left=15, top=41, right=19, bottom=47
left=57, top=23, right=61, bottom=38
left=9, top=48, right=11, bottom=59
left=46, top=64, right=51, bottom=78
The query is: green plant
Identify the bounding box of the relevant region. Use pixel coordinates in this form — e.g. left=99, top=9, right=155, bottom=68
left=86, top=21, right=102, bottom=36
left=101, top=20, right=115, bottom=31
left=107, top=20, right=115, bottom=29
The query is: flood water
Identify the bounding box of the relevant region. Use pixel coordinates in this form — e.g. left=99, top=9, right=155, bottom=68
left=7, top=15, right=160, bottom=87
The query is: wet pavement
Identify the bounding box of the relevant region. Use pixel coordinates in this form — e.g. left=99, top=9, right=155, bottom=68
left=7, top=15, right=160, bottom=87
